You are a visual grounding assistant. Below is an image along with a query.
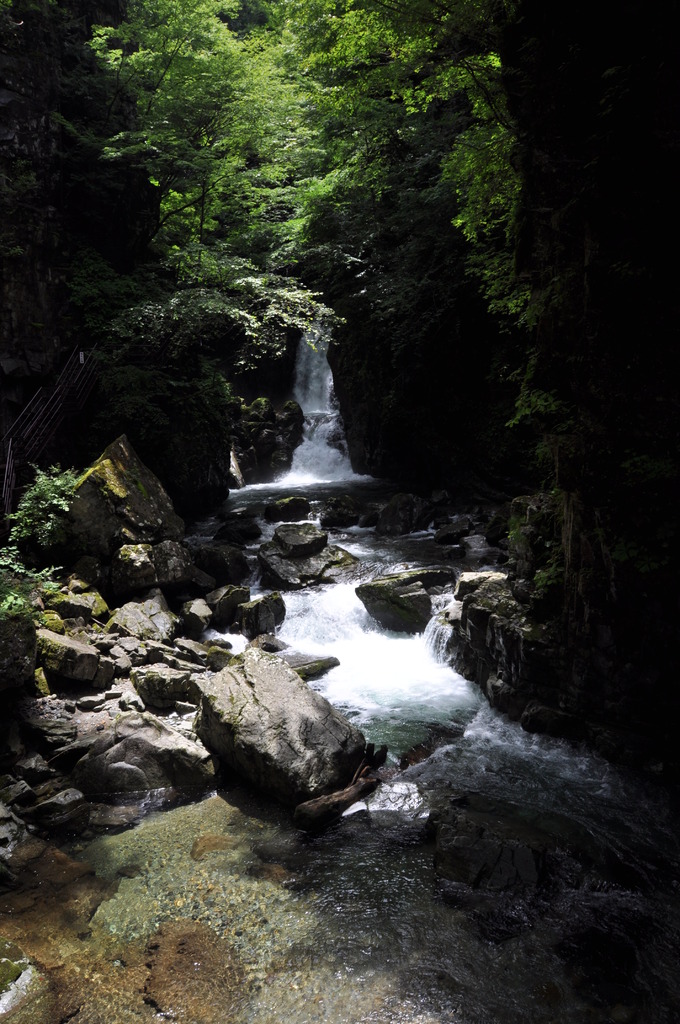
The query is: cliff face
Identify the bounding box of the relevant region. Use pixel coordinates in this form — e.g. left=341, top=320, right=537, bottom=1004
left=0, top=0, right=125, bottom=434
left=497, top=2, right=680, bottom=767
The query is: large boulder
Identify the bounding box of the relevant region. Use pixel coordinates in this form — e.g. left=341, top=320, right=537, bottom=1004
left=110, top=541, right=211, bottom=598
left=105, top=589, right=179, bottom=643
left=356, top=568, right=456, bottom=634
left=36, top=628, right=99, bottom=682
left=0, top=615, right=36, bottom=691
left=71, top=711, right=216, bottom=794
left=195, top=647, right=366, bottom=805
left=69, top=435, right=184, bottom=557
left=43, top=588, right=109, bottom=623
left=131, top=664, right=204, bottom=708
left=258, top=527, right=359, bottom=590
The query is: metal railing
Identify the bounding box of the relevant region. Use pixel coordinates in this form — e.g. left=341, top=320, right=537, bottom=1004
left=0, top=346, right=98, bottom=522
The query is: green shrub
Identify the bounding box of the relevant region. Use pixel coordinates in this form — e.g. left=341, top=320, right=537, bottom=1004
left=8, top=464, right=78, bottom=551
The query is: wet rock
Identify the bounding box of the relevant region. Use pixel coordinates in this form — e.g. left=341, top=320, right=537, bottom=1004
left=264, top=496, right=311, bottom=523
left=280, top=652, right=340, bottom=680
left=69, top=434, right=184, bottom=557
left=235, top=593, right=286, bottom=640
left=248, top=634, right=289, bottom=653
left=193, top=543, right=250, bottom=586
left=105, top=589, right=179, bottom=644
left=319, top=495, right=361, bottom=528
left=21, top=786, right=90, bottom=832
left=0, top=615, right=37, bottom=691
left=213, top=509, right=262, bottom=545
left=356, top=568, right=456, bottom=634
left=206, top=584, right=251, bottom=630
left=181, top=597, right=212, bottom=639
left=258, top=534, right=359, bottom=590
left=71, top=711, right=216, bottom=794
left=272, top=522, right=328, bottom=557
left=195, top=647, right=366, bottom=805
left=433, top=515, right=473, bottom=545
left=376, top=493, right=432, bottom=536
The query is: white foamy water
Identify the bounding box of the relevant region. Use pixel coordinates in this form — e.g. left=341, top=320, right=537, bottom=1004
left=278, top=584, right=481, bottom=754
left=277, top=329, right=365, bottom=485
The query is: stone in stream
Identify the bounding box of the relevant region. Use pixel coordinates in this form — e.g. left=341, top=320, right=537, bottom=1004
left=234, top=592, right=286, bottom=639
left=355, top=567, right=456, bottom=634
left=263, top=496, right=311, bottom=523
left=195, top=647, right=366, bottom=805
left=257, top=524, right=359, bottom=590
left=105, top=589, right=179, bottom=644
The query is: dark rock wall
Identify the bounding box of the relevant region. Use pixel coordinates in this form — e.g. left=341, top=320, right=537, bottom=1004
left=0, top=0, right=126, bottom=433
left=496, top=2, right=680, bottom=770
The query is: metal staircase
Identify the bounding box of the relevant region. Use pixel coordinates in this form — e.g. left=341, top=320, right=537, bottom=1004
left=1, top=347, right=98, bottom=523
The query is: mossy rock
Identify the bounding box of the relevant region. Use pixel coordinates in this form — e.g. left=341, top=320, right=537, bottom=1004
left=69, top=435, right=184, bottom=557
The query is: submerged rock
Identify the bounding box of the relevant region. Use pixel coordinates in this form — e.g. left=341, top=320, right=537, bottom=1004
left=195, top=647, right=366, bottom=805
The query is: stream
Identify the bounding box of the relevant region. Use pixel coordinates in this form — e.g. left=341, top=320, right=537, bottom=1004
left=5, top=335, right=680, bottom=1023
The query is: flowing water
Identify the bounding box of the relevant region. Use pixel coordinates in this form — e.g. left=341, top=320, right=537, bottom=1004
left=4, top=340, right=680, bottom=1023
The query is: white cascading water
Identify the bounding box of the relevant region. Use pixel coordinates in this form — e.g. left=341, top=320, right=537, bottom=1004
left=278, top=327, right=360, bottom=485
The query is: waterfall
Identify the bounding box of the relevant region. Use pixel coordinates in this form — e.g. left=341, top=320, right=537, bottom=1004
left=280, top=327, right=359, bottom=485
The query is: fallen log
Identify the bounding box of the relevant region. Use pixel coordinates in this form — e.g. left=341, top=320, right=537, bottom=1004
left=293, top=774, right=380, bottom=832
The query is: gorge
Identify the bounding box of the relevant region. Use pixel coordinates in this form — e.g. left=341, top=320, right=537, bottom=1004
left=1, top=0, right=679, bottom=1020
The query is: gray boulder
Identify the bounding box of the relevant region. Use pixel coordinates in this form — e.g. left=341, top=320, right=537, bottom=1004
left=235, top=593, right=286, bottom=639
left=195, top=647, right=366, bottom=805
left=36, top=628, right=99, bottom=682
left=258, top=534, right=359, bottom=591
left=375, top=493, right=432, bottom=536
left=205, top=584, right=250, bottom=630
left=111, top=540, right=205, bottom=598
left=181, top=598, right=212, bottom=639
left=272, top=522, right=328, bottom=557
left=69, top=435, right=184, bottom=557
left=110, top=543, right=156, bottom=596
left=356, top=568, right=456, bottom=634
left=131, top=664, right=205, bottom=708
left=105, top=589, right=179, bottom=643
left=72, top=711, right=216, bottom=794
left=193, top=543, right=249, bottom=585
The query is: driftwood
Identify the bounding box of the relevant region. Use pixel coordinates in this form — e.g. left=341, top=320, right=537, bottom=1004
left=293, top=744, right=388, bottom=832
left=293, top=773, right=380, bottom=832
